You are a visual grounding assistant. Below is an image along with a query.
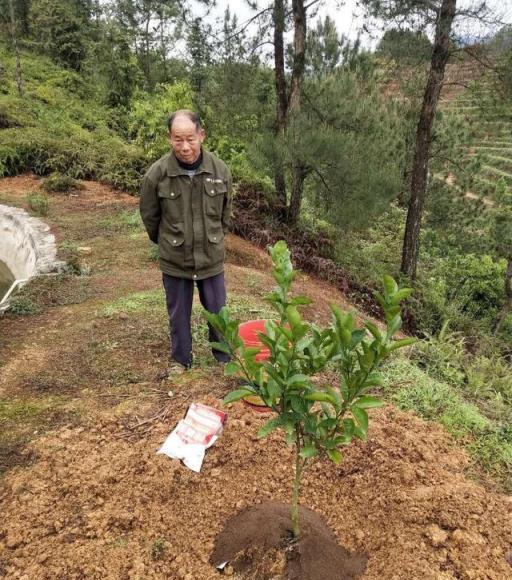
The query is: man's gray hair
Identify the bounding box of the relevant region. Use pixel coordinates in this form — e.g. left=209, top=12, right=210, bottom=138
left=168, top=109, right=203, bottom=132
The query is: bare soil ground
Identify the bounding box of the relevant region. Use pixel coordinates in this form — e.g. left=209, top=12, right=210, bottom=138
left=0, top=175, right=511, bottom=579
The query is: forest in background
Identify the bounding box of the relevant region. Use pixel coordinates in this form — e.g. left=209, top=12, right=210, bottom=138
left=1, top=0, right=512, bottom=486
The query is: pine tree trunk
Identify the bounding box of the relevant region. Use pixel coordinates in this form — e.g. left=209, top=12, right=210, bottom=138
left=144, top=12, right=151, bottom=87
left=159, top=16, right=167, bottom=80
left=289, top=0, right=306, bottom=113
left=287, top=0, right=307, bottom=226
left=288, top=162, right=305, bottom=225
left=400, top=0, right=457, bottom=280
left=494, top=257, right=512, bottom=333
left=8, top=0, right=24, bottom=98
left=273, top=0, right=288, bottom=216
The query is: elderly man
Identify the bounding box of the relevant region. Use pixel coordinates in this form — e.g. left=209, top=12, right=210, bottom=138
left=140, top=110, right=232, bottom=373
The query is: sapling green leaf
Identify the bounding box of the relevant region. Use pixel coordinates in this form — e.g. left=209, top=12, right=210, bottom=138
left=209, top=341, right=231, bottom=355
left=351, top=407, right=369, bottom=432
left=383, top=274, right=398, bottom=295
left=299, top=445, right=318, bottom=459
left=353, top=395, right=384, bottom=409
left=386, top=337, right=417, bottom=352
left=224, top=362, right=241, bottom=376
left=223, top=388, right=257, bottom=404
left=327, top=449, right=343, bottom=464
left=257, top=416, right=283, bottom=438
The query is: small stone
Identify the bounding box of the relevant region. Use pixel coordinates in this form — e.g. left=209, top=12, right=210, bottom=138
left=6, top=532, right=24, bottom=549
left=450, top=529, right=485, bottom=546
left=505, top=550, right=512, bottom=566
left=211, top=468, right=221, bottom=477
left=425, top=524, right=448, bottom=547
left=10, top=481, right=26, bottom=495
left=77, top=246, right=92, bottom=255
left=224, top=565, right=234, bottom=576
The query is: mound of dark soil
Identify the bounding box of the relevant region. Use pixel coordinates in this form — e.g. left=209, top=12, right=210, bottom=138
left=211, top=501, right=367, bottom=580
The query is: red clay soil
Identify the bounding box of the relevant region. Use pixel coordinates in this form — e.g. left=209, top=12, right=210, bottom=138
left=1, top=404, right=511, bottom=579
left=0, top=175, right=511, bottom=579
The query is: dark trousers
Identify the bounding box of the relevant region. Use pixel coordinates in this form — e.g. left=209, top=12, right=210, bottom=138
left=162, top=271, right=230, bottom=367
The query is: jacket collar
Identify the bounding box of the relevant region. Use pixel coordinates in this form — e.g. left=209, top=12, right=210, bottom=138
left=166, top=149, right=214, bottom=177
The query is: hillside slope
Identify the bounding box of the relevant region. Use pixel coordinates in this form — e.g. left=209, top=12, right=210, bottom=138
left=0, top=175, right=511, bottom=579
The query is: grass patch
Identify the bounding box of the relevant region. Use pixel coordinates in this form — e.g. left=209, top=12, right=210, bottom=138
left=0, top=399, right=47, bottom=420
left=147, top=244, right=159, bottom=262
left=8, top=290, right=41, bottom=315
left=102, top=289, right=164, bottom=316
left=119, top=209, right=144, bottom=229
left=98, top=209, right=144, bottom=234
left=151, top=538, right=166, bottom=561
left=381, top=355, right=512, bottom=489
left=6, top=274, right=91, bottom=317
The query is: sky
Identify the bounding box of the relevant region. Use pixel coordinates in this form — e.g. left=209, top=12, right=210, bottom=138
left=191, top=0, right=512, bottom=51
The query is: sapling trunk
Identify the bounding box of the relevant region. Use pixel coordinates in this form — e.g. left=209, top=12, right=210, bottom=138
left=291, top=427, right=304, bottom=539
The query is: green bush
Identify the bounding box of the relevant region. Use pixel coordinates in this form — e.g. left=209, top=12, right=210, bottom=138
left=466, top=354, right=512, bottom=407
left=26, top=192, right=49, bottom=216
left=128, top=82, right=194, bottom=162
left=413, top=253, right=506, bottom=336
left=411, top=320, right=466, bottom=386
left=7, top=290, right=41, bottom=316
left=41, top=173, right=83, bottom=193
left=206, top=241, right=415, bottom=537
left=0, top=95, right=37, bottom=128
left=0, top=127, right=146, bottom=193
left=0, top=45, right=146, bottom=193
left=330, top=202, right=405, bottom=286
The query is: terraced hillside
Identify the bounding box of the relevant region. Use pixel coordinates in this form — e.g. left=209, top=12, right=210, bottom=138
left=442, top=65, right=512, bottom=200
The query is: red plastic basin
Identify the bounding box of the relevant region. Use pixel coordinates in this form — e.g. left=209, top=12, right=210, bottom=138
left=238, top=319, right=271, bottom=361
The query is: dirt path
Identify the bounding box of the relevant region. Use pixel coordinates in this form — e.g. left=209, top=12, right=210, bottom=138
left=0, top=175, right=511, bottom=579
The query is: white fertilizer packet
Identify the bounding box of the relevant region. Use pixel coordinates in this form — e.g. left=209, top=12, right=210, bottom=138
left=157, top=403, right=227, bottom=472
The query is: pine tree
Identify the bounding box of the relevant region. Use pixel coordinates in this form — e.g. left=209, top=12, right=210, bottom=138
left=306, top=15, right=341, bottom=76
left=29, top=0, right=89, bottom=71
left=360, top=0, right=496, bottom=280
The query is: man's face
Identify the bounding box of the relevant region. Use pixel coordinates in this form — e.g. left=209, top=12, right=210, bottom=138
left=169, top=116, right=205, bottom=164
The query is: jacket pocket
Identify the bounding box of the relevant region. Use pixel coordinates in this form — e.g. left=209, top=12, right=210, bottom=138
left=158, top=187, right=183, bottom=223
left=204, top=180, right=227, bottom=217
left=207, top=226, right=225, bottom=264
left=158, top=227, right=185, bottom=267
